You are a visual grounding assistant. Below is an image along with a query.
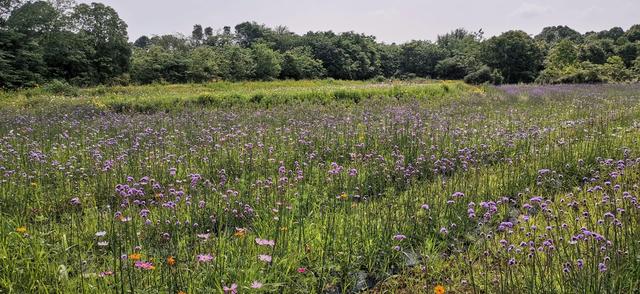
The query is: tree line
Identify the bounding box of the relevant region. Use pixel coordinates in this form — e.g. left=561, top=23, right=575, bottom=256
left=2, top=0, right=640, bottom=89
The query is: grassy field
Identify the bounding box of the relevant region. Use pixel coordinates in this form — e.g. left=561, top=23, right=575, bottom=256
left=1, top=81, right=640, bottom=293
left=0, top=79, right=473, bottom=113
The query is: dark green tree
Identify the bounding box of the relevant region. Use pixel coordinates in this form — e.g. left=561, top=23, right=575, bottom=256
left=188, top=46, right=223, bottom=82
left=435, top=55, right=480, bottom=79
left=399, top=40, right=448, bottom=78
left=204, top=26, right=213, bottom=38
left=5, top=1, right=60, bottom=36
left=71, top=2, right=131, bottom=84
left=280, top=46, right=325, bottom=79
left=481, top=30, right=543, bottom=83
left=579, top=39, right=615, bottom=64
left=437, top=28, right=483, bottom=56
left=133, top=35, right=150, bottom=48
left=301, top=31, right=350, bottom=79
left=615, top=41, right=639, bottom=67
left=192, top=24, right=203, bottom=44
left=222, top=45, right=254, bottom=80
left=535, top=26, right=582, bottom=45
left=235, top=21, right=269, bottom=47
left=130, top=45, right=189, bottom=84
left=626, top=25, right=640, bottom=42
left=377, top=43, right=401, bottom=77
left=597, top=27, right=625, bottom=40
left=0, top=29, right=45, bottom=88
left=251, top=43, right=282, bottom=80
left=41, top=30, right=93, bottom=83
left=150, top=34, right=190, bottom=52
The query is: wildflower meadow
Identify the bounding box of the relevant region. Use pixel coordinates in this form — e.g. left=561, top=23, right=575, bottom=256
left=1, top=81, right=640, bottom=293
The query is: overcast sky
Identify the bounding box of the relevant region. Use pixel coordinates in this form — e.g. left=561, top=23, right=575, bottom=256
left=78, top=0, right=640, bottom=43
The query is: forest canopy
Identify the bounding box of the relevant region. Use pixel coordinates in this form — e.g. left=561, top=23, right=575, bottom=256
left=1, top=1, right=640, bottom=89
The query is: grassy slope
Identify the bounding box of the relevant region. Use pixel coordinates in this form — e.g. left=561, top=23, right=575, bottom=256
left=0, top=79, right=475, bottom=113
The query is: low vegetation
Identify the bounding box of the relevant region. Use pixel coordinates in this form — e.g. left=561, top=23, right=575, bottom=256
left=0, top=79, right=473, bottom=112
left=1, top=82, right=640, bottom=293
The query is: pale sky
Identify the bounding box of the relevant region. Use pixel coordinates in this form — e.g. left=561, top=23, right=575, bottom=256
left=78, top=0, right=640, bottom=43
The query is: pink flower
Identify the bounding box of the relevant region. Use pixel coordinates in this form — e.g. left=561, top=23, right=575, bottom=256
left=197, top=254, right=214, bottom=263
left=134, top=261, right=155, bottom=270
left=258, top=254, right=272, bottom=263
left=297, top=267, right=307, bottom=273
left=393, top=234, right=406, bottom=241
left=251, top=281, right=263, bottom=289
left=223, top=283, right=238, bottom=293
left=255, top=238, right=275, bottom=247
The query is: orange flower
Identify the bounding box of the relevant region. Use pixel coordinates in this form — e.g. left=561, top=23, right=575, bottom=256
left=167, top=256, right=176, bottom=266
left=129, top=253, right=142, bottom=261
left=234, top=227, right=247, bottom=237
left=434, top=285, right=445, bottom=294
left=178, top=291, right=186, bottom=294
left=16, top=227, right=27, bottom=233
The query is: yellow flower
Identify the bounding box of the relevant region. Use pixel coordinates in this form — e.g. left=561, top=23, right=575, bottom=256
left=16, top=227, right=27, bottom=233
left=339, top=192, right=348, bottom=200
left=434, top=285, right=445, bottom=294
left=234, top=227, right=247, bottom=237
left=129, top=253, right=142, bottom=261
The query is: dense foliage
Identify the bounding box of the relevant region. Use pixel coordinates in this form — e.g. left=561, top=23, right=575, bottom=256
left=2, top=82, right=640, bottom=292
left=0, top=0, right=130, bottom=87
left=1, top=1, right=640, bottom=88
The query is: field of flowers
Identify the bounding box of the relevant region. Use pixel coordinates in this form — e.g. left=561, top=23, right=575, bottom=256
left=1, top=82, right=640, bottom=293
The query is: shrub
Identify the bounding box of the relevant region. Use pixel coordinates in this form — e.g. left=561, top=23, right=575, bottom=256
left=435, top=55, right=479, bottom=80
left=42, top=80, right=79, bottom=96
left=464, top=66, right=503, bottom=85
left=536, top=62, right=606, bottom=84
left=373, top=75, right=386, bottom=83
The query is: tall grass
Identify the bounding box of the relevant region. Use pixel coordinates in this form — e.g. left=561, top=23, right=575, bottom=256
left=0, top=82, right=639, bottom=293
left=0, top=79, right=472, bottom=113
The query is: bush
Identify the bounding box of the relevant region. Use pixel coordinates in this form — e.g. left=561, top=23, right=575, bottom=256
left=108, top=74, right=131, bottom=86
left=464, top=66, right=503, bottom=85
left=42, top=80, right=79, bottom=96
left=536, top=62, right=607, bottom=84
left=280, top=47, right=325, bottom=80
left=602, top=56, right=632, bottom=82
left=373, top=75, right=386, bottom=83
left=435, top=55, right=479, bottom=80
